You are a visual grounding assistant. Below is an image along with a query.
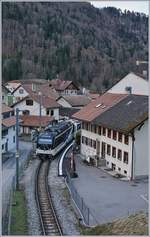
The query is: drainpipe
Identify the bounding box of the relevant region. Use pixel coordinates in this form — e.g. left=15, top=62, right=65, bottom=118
left=131, top=131, right=135, bottom=181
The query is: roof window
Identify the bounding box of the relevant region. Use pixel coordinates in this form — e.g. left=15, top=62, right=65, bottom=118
left=96, top=103, right=102, bottom=108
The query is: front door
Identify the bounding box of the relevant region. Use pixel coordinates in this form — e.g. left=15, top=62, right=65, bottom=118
left=112, top=163, right=116, bottom=170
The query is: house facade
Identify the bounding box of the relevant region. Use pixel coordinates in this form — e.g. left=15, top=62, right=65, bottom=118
left=73, top=94, right=148, bottom=180
left=107, top=72, right=149, bottom=95
left=49, top=79, right=80, bottom=95
left=12, top=94, right=60, bottom=120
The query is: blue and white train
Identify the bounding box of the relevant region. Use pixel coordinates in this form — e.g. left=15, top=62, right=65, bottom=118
left=35, top=120, right=81, bottom=159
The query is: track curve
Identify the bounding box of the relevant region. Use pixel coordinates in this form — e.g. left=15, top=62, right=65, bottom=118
left=35, top=160, right=63, bottom=236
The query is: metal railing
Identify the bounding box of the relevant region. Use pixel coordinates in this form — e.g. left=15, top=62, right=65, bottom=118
left=65, top=170, right=97, bottom=226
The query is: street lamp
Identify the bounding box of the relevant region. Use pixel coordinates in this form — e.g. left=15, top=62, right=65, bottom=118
left=15, top=108, right=20, bottom=190
left=15, top=108, right=24, bottom=190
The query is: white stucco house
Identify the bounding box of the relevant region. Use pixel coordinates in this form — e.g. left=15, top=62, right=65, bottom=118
left=12, top=93, right=60, bottom=121
left=107, top=72, right=149, bottom=96
left=2, top=104, right=16, bottom=154
left=73, top=93, right=148, bottom=180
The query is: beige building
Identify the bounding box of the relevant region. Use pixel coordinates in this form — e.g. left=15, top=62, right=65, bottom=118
left=73, top=93, right=148, bottom=180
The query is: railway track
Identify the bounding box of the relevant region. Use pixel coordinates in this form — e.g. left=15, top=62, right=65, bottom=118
left=35, top=160, right=63, bottom=235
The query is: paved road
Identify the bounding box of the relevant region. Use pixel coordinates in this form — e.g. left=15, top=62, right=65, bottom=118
left=73, top=156, right=148, bottom=225
left=2, top=141, right=32, bottom=219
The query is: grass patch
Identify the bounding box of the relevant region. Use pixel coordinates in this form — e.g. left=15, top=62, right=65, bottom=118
left=10, top=190, right=28, bottom=235
left=81, top=212, right=148, bottom=235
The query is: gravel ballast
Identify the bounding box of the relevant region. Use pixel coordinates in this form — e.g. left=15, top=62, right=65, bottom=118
left=48, top=158, right=80, bottom=235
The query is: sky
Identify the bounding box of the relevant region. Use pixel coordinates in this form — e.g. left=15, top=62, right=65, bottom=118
left=91, top=1, right=149, bottom=15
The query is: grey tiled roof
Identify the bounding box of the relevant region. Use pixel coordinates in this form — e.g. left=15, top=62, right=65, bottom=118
left=93, top=95, right=148, bottom=133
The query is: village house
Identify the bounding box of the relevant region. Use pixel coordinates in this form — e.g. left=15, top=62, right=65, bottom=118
left=49, top=79, right=80, bottom=95
left=57, top=95, right=91, bottom=109
left=2, top=84, right=14, bottom=106
left=2, top=104, right=16, bottom=154
left=72, top=93, right=148, bottom=180
left=12, top=92, right=60, bottom=121
left=107, top=72, right=149, bottom=95
left=10, top=81, right=59, bottom=102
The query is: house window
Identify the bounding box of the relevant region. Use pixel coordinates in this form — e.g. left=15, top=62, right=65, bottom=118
left=92, top=140, right=96, bottom=149
left=123, top=152, right=128, bottom=164
left=85, top=137, right=88, bottom=145
left=102, top=127, right=106, bottom=136
left=118, top=167, right=121, bottom=171
left=112, top=147, right=116, bottom=158
left=82, top=136, right=84, bottom=144
left=13, top=126, right=15, bottom=131
left=86, top=123, right=88, bottom=131
left=107, top=161, right=109, bottom=165
left=2, top=95, right=4, bottom=101
left=19, top=89, right=24, bottom=94
left=118, top=132, right=122, bottom=142
left=124, top=135, right=129, bottom=145
left=94, top=125, right=97, bottom=133
left=88, top=123, right=91, bottom=131
left=118, top=149, right=122, bottom=161
left=13, top=136, right=15, bottom=143
left=107, top=129, right=111, bottom=138
left=124, top=170, right=127, bottom=174
left=23, top=110, right=30, bottom=115
left=46, top=110, right=49, bottom=115
left=101, top=142, right=106, bottom=157
left=2, top=144, right=4, bottom=150
left=113, top=130, right=117, bottom=140
left=26, top=99, right=33, bottom=106
left=107, top=144, right=111, bottom=155
left=51, top=110, right=54, bottom=116
left=98, top=126, right=101, bottom=135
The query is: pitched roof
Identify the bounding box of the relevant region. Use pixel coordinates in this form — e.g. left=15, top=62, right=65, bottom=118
left=11, top=94, right=60, bottom=109
left=93, top=95, right=148, bottom=133
left=2, top=84, right=11, bottom=93
left=11, top=83, right=59, bottom=100
left=2, top=116, right=16, bottom=127
left=106, top=72, right=148, bottom=93
left=49, top=79, right=79, bottom=91
left=20, top=115, right=54, bottom=127
left=2, top=103, right=14, bottom=113
left=72, top=93, right=127, bottom=122
left=62, top=95, right=91, bottom=107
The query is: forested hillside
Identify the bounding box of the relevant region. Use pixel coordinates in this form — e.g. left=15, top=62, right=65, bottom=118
left=2, top=2, right=148, bottom=91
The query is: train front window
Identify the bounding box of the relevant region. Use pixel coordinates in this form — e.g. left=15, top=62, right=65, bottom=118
left=37, top=136, right=52, bottom=150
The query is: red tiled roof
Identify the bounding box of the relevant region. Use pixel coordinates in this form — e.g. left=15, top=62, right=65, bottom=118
left=2, top=116, right=16, bottom=127
left=11, top=93, right=60, bottom=109
left=88, top=93, right=100, bottom=100
left=49, top=79, right=79, bottom=91
left=62, top=95, right=91, bottom=107
left=2, top=103, right=14, bottom=113
left=20, top=115, right=54, bottom=127
left=72, top=93, right=128, bottom=122
left=22, top=83, right=59, bottom=100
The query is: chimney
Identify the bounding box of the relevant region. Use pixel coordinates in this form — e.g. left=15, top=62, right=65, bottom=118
left=142, top=70, right=147, bottom=77
left=32, top=83, right=36, bottom=92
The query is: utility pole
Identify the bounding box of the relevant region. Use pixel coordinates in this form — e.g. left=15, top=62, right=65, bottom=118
left=16, top=108, right=19, bottom=190
left=39, top=91, right=42, bottom=131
